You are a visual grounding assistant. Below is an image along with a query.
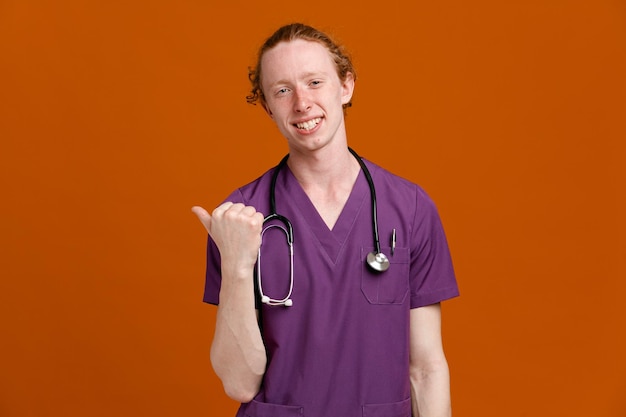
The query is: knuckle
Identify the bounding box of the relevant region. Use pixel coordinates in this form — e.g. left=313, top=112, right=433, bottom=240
left=252, top=212, right=265, bottom=226
left=212, top=202, right=232, bottom=217
left=249, top=218, right=262, bottom=230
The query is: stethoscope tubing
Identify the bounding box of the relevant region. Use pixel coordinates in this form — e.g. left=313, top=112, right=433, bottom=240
left=257, top=147, right=389, bottom=307
left=269, top=148, right=381, bottom=253
left=257, top=223, right=294, bottom=306
left=348, top=147, right=382, bottom=256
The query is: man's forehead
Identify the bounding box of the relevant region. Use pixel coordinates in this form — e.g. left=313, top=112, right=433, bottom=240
left=261, top=40, right=335, bottom=80
left=262, top=40, right=332, bottom=66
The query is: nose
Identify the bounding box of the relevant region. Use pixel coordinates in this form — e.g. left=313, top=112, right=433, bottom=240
left=293, top=88, right=311, bottom=113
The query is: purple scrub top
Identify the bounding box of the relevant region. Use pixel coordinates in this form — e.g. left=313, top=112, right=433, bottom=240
left=203, top=159, right=459, bottom=417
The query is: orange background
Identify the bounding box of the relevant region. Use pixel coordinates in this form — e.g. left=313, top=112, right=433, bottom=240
left=1, top=1, right=625, bottom=416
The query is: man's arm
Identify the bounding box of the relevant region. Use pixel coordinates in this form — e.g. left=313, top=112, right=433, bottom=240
left=193, top=204, right=267, bottom=403
left=410, top=303, right=451, bottom=417
left=210, top=262, right=266, bottom=403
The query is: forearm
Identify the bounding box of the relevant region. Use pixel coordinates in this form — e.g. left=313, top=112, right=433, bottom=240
left=410, top=360, right=451, bottom=417
left=210, top=265, right=267, bottom=403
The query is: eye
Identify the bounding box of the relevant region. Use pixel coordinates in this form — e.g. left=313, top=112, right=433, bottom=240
left=310, top=80, right=323, bottom=87
left=276, top=87, right=291, bottom=96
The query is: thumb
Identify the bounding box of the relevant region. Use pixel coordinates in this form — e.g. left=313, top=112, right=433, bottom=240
left=191, top=206, right=212, bottom=234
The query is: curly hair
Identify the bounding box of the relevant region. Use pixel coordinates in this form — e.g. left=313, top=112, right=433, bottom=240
left=246, top=23, right=356, bottom=111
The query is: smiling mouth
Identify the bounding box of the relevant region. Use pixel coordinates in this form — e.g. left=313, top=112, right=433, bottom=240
left=295, top=117, right=322, bottom=131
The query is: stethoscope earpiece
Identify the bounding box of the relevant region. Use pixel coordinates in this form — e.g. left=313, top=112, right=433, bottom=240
left=260, top=294, right=293, bottom=307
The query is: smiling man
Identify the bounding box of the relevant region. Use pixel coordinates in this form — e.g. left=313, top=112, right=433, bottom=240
left=192, top=23, right=459, bottom=417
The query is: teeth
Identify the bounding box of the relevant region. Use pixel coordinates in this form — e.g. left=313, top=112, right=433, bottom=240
left=296, top=118, right=321, bottom=130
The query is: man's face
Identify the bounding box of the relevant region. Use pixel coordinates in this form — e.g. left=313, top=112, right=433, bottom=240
left=260, top=39, right=354, bottom=154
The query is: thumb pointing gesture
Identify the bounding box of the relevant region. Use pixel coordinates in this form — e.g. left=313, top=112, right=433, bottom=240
left=191, top=206, right=212, bottom=234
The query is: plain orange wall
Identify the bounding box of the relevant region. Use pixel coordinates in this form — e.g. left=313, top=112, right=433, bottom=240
left=1, top=1, right=624, bottom=416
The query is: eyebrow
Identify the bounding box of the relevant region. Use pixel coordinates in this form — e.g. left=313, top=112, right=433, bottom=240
left=268, top=71, right=330, bottom=88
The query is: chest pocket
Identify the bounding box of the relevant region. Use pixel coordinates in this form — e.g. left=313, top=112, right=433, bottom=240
left=360, top=247, right=410, bottom=305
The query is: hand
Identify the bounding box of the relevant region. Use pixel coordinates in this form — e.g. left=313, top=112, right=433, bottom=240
left=192, top=203, right=265, bottom=272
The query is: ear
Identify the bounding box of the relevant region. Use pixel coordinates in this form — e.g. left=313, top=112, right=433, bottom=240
left=262, top=101, right=274, bottom=119
left=340, top=72, right=355, bottom=106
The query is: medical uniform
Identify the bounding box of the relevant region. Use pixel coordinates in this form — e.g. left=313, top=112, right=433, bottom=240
left=203, top=158, right=459, bottom=417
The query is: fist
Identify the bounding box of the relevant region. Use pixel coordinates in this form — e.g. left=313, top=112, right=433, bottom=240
left=192, top=203, right=265, bottom=269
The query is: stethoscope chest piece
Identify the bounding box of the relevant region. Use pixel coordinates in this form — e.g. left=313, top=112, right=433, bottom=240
left=367, top=251, right=390, bottom=272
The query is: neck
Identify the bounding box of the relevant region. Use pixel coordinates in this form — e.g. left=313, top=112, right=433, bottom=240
left=286, top=145, right=360, bottom=191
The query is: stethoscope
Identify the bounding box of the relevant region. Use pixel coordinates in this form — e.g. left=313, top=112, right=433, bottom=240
left=256, top=148, right=390, bottom=307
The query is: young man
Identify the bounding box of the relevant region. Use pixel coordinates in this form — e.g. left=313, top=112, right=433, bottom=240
left=192, top=23, right=459, bottom=417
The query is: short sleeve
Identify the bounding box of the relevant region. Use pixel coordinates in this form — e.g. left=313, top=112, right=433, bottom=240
left=409, top=187, right=459, bottom=308
left=202, top=234, right=222, bottom=305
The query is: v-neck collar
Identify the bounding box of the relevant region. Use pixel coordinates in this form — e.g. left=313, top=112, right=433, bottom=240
left=279, top=163, right=370, bottom=265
